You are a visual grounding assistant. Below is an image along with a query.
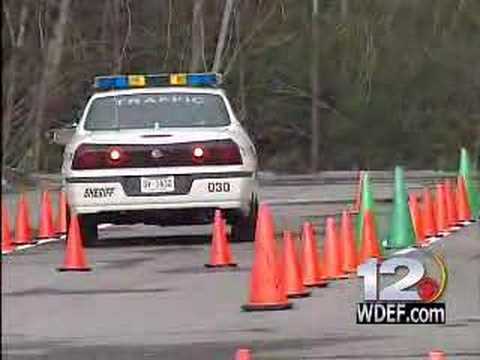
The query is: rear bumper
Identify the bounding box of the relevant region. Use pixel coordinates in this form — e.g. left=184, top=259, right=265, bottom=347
left=65, top=172, right=256, bottom=215
left=74, top=200, right=244, bottom=214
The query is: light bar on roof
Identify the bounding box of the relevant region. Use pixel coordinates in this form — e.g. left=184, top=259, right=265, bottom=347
left=93, top=73, right=222, bottom=90
left=128, top=75, right=146, bottom=87
left=170, top=73, right=187, bottom=85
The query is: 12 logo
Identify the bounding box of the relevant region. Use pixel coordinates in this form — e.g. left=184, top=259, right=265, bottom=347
left=357, top=254, right=448, bottom=302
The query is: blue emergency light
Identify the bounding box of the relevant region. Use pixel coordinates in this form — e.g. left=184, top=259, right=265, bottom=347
left=94, top=73, right=222, bottom=90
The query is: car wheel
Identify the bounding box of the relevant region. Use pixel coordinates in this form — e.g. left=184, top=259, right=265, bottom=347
left=78, top=214, right=99, bottom=247
left=231, top=195, right=258, bottom=242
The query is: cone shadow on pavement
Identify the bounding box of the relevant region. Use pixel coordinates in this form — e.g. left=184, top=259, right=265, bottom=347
left=242, top=204, right=292, bottom=311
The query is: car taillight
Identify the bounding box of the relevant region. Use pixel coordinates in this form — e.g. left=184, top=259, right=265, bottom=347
left=72, top=144, right=101, bottom=170
left=105, top=146, right=130, bottom=166
left=71, top=140, right=242, bottom=170
left=191, top=146, right=206, bottom=164
left=72, top=144, right=130, bottom=170
left=190, top=141, right=242, bottom=166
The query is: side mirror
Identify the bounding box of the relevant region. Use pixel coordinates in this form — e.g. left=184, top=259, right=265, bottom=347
left=45, top=123, right=77, bottom=146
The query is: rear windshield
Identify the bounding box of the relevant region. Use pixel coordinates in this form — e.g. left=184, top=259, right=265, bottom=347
left=84, top=93, right=230, bottom=130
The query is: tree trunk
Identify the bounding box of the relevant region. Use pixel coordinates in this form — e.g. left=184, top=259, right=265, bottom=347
left=189, top=0, right=205, bottom=72
left=2, top=2, right=29, bottom=159
left=311, top=0, right=320, bottom=173
left=236, top=5, right=247, bottom=124
left=32, top=0, right=71, bottom=171
left=112, top=0, right=122, bottom=72
left=212, top=0, right=235, bottom=73
left=340, top=0, right=348, bottom=21
left=223, top=1, right=278, bottom=77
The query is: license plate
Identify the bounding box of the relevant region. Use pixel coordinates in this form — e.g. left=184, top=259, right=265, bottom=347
left=140, top=176, right=175, bottom=193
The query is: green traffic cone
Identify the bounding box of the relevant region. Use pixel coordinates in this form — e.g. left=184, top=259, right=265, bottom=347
left=459, top=147, right=480, bottom=218
left=384, top=166, right=416, bottom=249
left=356, top=172, right=379, bottom=249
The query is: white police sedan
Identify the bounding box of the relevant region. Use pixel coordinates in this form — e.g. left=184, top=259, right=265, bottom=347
left=61, top=73, right=258, bottom=245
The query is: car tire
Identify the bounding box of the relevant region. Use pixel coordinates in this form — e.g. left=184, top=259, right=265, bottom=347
left=78, top=214, right=99, bottom=247
left=231, top=195, right=258, bottom=242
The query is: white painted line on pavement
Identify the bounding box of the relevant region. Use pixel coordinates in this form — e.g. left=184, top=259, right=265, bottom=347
left=449, top=226, right=461, bottom=232
left=15, top=244, right=36, bottom=251
left=393, top=247, right=415, bottom=255
left=428, top=236, right=442, bottom=243
left=98, top=223, right=114, bottom=229
left=4, top=235, right=65, bottom=255
left=37, top=237, right=61, bottom=245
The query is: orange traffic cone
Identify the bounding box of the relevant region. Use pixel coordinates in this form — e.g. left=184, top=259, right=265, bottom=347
left=322, top=217, right=348, bottom=279
left=435, top=183, right=449, bottom=236
left=457, top=176, right=473, bottom=224
left=409, top=193, right=426, bottom=247
left=57, top=214, right=91, bottom=271
left=2, top=205, right=15, bottom=253
left=282, top=231, right=311, bottom=298
left=444, top=180, right=459, bottom=230
left=428, top=350, right=446, bottom=360
left=242, top=204, right=292, bottom=311
left=234, top=348, right=252, bottom=360
left=340, top=210, right=357, bottom=274
left=205, top=210, right=236, bottom=268
left=24, top=195, right=33, bottom=239
left=37, top=191, right=56, bottom=239
left=55, top=191, right=68, bottom=235
left=421, top=188, right=437, bottom=239
left=358, top=211, right=382, bottom=264
left=13, top=194, right=35, bottom=245
left=300, top=222, right=328, bottom=287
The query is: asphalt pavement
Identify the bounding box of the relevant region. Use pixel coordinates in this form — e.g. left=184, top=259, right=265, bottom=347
left=2, top=197, right=480, bottom=359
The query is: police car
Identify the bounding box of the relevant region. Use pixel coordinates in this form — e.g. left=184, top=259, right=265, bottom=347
left=61, top=73, right=258, bottom=245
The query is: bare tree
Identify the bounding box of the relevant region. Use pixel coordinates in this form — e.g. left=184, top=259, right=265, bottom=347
left=340, top=0, right=348, bottom=21
left=223, top=1, right=279, bottom=77
left=212, top=0, right=235, bottom=73
left=189, top=0, right=205, bottom=72
left=32, top=0, right=71, bottom=171
left=2, top=2, right=29, bottom=156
